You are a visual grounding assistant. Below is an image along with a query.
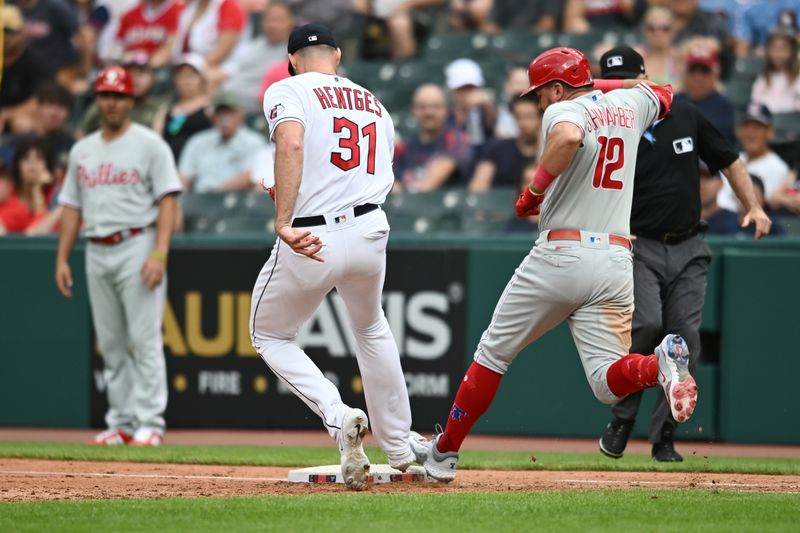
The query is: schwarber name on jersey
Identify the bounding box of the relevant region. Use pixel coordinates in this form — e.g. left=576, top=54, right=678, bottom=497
left=538, top=83, right=662, bottom=237
left=263, top=72, right=395, bottom=218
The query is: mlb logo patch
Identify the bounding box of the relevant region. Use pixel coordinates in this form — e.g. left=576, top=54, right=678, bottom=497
left=334, top=214, right=348, bottom=224
left=589, top=235, right=602, bottom=244
left=606, top=55, right=624, bottom=68
left=673, top=137, right=694, bottom=154
left=308, top=35, right=318, bottom=42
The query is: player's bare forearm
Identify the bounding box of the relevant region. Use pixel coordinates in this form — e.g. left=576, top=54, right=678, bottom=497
left=56, top=206, right=82, bottom=262
left=538, top=122, right=583, bottom=179
left=273, top=121, right=305, bottom=231
left=154, top=193, right=178, bottom=254
left=723, top=159, right=760, bottom=212
left=723, top=159, right=772, bottom=238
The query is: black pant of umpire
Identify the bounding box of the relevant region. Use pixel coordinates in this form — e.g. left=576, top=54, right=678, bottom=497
left=612, top=234, right=710, bottom=443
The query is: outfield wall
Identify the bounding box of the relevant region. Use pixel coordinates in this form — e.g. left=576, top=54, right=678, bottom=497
left=1, top=234, right=798, bottom=444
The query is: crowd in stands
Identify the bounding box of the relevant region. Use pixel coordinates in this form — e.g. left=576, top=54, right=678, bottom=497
left=2, top=0, right=800, bottom=236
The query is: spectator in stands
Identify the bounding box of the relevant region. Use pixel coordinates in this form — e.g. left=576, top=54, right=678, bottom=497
left=675, top=45, right=736, bottom=143
left=449, top=0, right=493, bottom=31
left=0, top=164, right=31, bottom=235
left=393, top=84, right=472, bottom=191
left=562, top=0, right=638, bottom=32
left=445, top=58, right=497, bottom=151
left=494, top=66, right=531, bottom=139
left=700, top=161, right=741, bottom=234
left=114, top=0, right=182, bottom=67
left=259, top=59, right=292, bottom=102
left=371, top=0, right=446, bottom=58
left=154, top=54, right=213, bottom=161
left=15, top=0, right=81, bottom=79
left=671, top=0, right=729, bottom=45
left=481, top=0, right=561, bottom=32
left=468, top=98, right=539, bottom=192
left=699, top=0, right=737, bottom=32
left=734, top=0, right=800, bottom=57
left=222, top=1, right=294, bottom=115
left=79, top=52, right=163, bottom=135
left=718, top=102, right=800, bottom=213
left=751, top=29, right=800, bottom=113
left=637, top=6, right=682, bottom=88
left=9, top=141, right=56, bottom=233
left=178, top=91, right=265, bottom=192
left=172, top=0, right=248, bottom=87
left=0, top=5, right=48, bottom=134
left=284, top=0, right=363, bottom=41
left=94, top=0, right=139, bottom=63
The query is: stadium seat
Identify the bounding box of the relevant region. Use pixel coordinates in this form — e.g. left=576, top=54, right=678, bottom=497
left=385, top=189, right=464, bottom=232
left=424, top=32, right=491, bottom=61
left=771, top=112, right=800, bottom=141
left=732, top=56, right=763, bottom=81
left=213, top=215, right=273, bottom=235
left=487, top=31, right=540, bottom=63
left=460, top=188, right=518, bottom=234
left=770, top=139, right=800, bottom=166
left=724, top=79, right=754, bottom=111
left=182, top=193, right=227, bottom=232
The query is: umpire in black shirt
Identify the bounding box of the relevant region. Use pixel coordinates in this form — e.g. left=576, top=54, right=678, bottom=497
left=597, top=47, right=772, bottom=462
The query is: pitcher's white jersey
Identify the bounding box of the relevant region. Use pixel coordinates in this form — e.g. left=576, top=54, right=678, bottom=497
left=538, top=83, right=661, bottom=236
left=263, top=72, right=395, bottom=217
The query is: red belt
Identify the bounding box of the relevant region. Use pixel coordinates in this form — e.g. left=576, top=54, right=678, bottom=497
left=547, top=229, right=632, bottom=251
left=89, top=227, right=146, bottom=245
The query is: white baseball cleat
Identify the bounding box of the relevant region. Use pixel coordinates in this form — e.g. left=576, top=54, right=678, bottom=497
left=338, top=408, right=370, bottom=491
left=656, top=334, right=698, bottom=423
left=90, top=429, right=132, bottom=446
left=388, top=447, right=416, bottom=472
left=409, top=430, right=459, bottom=482
left=130, top=428, right=164, bottom=447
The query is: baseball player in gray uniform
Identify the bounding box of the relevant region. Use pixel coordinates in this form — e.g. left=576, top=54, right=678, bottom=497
left=250, top=24, right=414, bottom=491
left=409, top=48, right=697, bottom=482
left=56, top=66, right=182, bottom=447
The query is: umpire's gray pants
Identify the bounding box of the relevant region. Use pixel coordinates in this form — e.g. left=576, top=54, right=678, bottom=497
left=611, top=234, right=709, bottom=442
left=86, top=230, right=168, bottom=434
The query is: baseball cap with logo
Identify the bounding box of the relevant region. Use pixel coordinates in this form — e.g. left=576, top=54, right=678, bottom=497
left=740, top=101, right=773, bottom=127
left=287, top=23, right=337, bottom=76
left=95, top=66, right=134, bottom=96
left=2, top=4, right=24, bottom=31
left=686, top=49, right=720, bottom=70
left=599, top=46, right=646, bottom=79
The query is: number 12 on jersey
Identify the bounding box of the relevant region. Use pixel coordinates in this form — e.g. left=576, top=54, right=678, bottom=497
left=330, top=117, right=376, bottom=174
left=593, top=136, right=624, bottom=190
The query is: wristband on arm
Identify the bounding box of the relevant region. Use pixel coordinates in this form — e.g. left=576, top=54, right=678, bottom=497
left=593, top=79, right=624, bottom=93
left=530, top=165, right=557, bottom=195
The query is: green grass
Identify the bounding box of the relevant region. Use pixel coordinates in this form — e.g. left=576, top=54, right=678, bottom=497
left=1, top=491, right=799, bottom=532
left=1, top=441, right=798, bottom=475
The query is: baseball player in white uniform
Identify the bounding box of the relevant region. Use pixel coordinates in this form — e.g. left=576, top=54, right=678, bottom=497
left=249, top=24, right=414, bottom=491
left=56, top=67, right=182, bottom=447
left=410, top=48, right=697, bottom=482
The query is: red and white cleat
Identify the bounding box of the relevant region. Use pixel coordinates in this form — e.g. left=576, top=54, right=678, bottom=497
left=90, top=429, right=133, bottom=446
left=130, top=428, right=164, bottom=447
left=656, top=334, right=698, bottom=423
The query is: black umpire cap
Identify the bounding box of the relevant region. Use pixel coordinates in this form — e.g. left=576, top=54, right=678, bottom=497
left=287, top=23, right=337, bottom=76
left=599, top=46, right=646, bottom=79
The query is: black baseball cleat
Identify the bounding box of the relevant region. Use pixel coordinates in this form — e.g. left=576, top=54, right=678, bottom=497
left=652, top=440, right=683, bottom=462
left=599, top=418, right=634, bottom=459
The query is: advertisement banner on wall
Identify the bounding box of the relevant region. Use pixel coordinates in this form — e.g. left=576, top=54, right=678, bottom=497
left=91, top=246, right=468, bottom=429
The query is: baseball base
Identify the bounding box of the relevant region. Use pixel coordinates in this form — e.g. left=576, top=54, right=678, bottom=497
left=287, top=464, right=432, bottom=484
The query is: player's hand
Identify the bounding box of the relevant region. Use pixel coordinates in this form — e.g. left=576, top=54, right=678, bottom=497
left=56, top=259, right=73, bottom=298
left=277, top=224, right=324, bottom=262
left=141, top=256, right=166, bottom=289
left=741, top=206, right=772, bottom=240
left=515, top=186, right=545, bottom=218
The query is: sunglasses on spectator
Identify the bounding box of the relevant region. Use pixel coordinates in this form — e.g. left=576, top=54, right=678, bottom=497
left=646, top=24, right=672, bottom=32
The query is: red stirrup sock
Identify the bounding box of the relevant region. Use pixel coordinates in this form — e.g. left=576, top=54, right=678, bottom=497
left=606, top=353, right=659, bottom=397
left=437, top=362, right=503, bottom=453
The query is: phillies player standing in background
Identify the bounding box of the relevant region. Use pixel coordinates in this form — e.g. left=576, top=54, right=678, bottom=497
left=55, top=66, right=182, bottom=447
left=410, top=48, right=696, bottom=482
left=250, top=24, right=414, bottom=491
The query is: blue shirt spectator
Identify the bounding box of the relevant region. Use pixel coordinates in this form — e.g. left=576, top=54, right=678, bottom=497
left=734, top=0, right=800, bottom=55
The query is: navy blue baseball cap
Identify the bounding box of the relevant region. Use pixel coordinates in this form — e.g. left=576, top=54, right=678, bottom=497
left=287, top=23, right=337, bottom=76
left=741, top=101, right=773, bottom=127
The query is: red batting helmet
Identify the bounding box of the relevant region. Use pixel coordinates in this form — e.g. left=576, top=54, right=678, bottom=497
left=522, top=47, right=593, bottom=96
left=94, top=66, right=134, bottom=96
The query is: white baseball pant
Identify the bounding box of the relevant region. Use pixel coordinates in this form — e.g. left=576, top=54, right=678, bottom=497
left=474, top=231, right=634, bottom=404
left=86, top=229, right=168, bottom=434
left=249, top=207, right=413, bottom=463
